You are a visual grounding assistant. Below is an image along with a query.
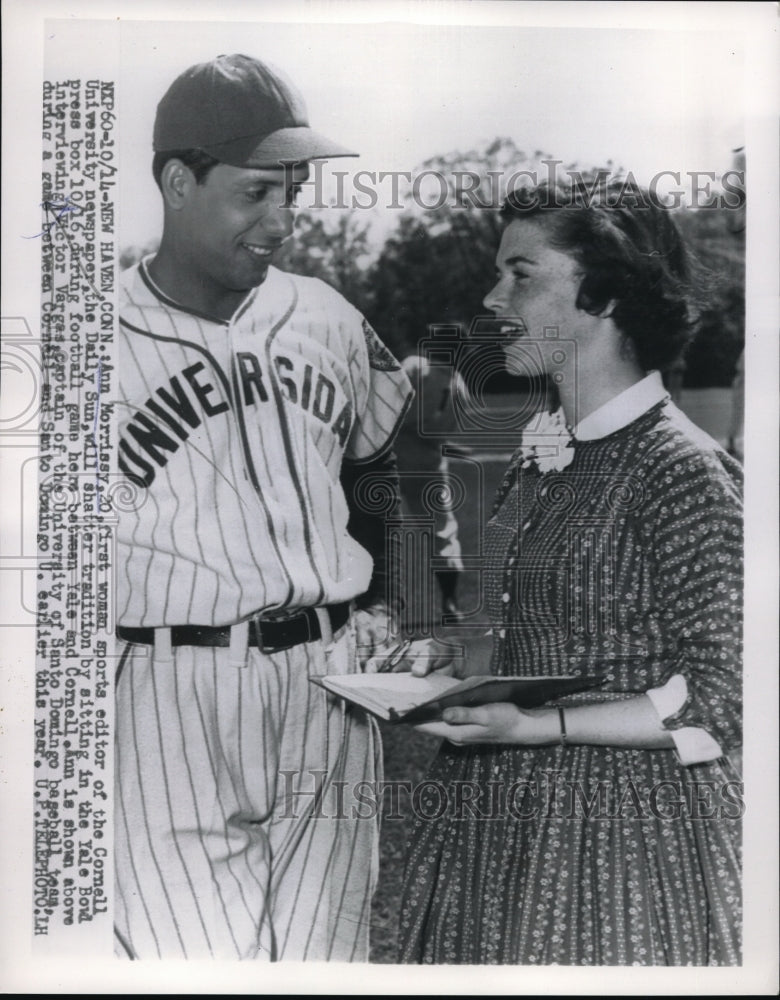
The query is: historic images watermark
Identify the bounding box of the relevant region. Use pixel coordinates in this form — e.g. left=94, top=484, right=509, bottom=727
left=278, top=769, right=745, bottom=822
left=283, top=158, right=746, bottom=212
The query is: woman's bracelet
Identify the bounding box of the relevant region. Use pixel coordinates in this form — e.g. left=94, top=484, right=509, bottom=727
left=558, top=706, right=568, bottom=747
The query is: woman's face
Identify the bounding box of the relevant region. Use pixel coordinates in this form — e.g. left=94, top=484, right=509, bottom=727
left=483, top=217, right=597, bottom=376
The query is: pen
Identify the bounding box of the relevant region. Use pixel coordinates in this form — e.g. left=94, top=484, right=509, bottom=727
left=377, top=638, right=413, bottom=673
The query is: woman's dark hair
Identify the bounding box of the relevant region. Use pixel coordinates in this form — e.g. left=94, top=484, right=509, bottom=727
left=152, top=148, right=221, bottom=190
left=500, top=179, right=708, bottom=372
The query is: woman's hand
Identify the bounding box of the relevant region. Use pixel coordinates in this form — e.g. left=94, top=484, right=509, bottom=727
left=385, top=629, right=494, bottom=679
left=415, top=696, right=679, bottom=750
left=416, top=703, right=559, bottom=745
left=353, top=603, right=392, bottom=669
left=363, top=636, right=460, bottom=675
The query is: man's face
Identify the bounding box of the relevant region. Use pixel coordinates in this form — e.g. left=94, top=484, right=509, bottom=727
left=173, top=162, right=309, bottom=311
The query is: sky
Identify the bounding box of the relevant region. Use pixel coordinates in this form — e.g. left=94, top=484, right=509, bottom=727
left=41, top=10, right=750, bottom=250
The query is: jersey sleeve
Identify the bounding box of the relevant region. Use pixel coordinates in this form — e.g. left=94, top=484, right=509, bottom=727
left=647, top=447, right=743, bottom=756
left=345, top=318, right=413, bottom=462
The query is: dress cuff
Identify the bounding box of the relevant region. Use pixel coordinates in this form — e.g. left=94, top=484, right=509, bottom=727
left=646, top=674, right=724, bottom=766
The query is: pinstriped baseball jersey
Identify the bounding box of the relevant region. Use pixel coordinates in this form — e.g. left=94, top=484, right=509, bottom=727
left=117, top=258, right=412, bottom=627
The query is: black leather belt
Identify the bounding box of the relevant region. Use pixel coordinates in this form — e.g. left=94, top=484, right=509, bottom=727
left=117, top=602, right=350, bottom=653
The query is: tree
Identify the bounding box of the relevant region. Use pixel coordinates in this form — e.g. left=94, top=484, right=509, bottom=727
left=274, top=209, right=375, bottom=310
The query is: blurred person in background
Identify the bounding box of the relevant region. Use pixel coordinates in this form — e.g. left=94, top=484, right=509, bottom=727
left=394, top=353, right=467, bottom=624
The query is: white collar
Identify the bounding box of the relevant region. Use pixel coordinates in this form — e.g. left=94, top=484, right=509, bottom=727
left=574, top=371, right=668, bottom=441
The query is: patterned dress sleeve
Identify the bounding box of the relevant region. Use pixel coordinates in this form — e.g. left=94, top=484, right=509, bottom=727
left=646, top=443, right=743, bottom=754
left=645, top=674, right=724, bottom=765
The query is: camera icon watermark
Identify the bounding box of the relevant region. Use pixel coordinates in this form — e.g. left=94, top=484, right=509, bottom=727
left=1, top=316, right=44, bottom=626
left=414, top=317, right=577, bottom=445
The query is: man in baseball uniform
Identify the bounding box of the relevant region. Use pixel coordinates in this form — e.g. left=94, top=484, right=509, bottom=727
left=114, top=54, right=413, bottom=960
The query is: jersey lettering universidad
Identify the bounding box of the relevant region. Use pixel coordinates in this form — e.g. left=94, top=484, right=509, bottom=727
left=117, top=260, right=412, bottom=627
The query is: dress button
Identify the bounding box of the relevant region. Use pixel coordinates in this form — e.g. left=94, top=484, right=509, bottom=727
left=501, top=592, right=510, bottom=603
left=523, top=521, right=531, bottom=531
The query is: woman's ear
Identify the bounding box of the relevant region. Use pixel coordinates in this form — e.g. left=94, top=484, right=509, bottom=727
left=159, top=159, right=192, bottom=211
left=597, top=299, right=618, bottom=320
left=576, top=271, right=619, bottom=319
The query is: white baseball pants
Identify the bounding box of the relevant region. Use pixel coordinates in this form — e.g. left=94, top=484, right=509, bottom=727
left=114, top=623, right=380, bottom=960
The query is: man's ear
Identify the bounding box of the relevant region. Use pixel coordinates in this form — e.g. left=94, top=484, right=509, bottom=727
left=159, top=159, right=194, bottom=210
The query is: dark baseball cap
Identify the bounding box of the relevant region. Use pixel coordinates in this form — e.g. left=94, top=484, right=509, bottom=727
left=153, top=53, right=358, bottom=167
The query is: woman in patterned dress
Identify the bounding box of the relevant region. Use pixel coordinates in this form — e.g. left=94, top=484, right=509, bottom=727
left=398, top=181, right=743, bottom=965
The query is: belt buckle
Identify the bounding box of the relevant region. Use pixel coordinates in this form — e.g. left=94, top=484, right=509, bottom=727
left=251, top=612, right=279, bottom=653
left=252, top=609, right=312, bottom=653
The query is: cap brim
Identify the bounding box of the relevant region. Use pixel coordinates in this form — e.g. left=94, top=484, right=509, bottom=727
left=202, top=126, right=358, bottom=168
